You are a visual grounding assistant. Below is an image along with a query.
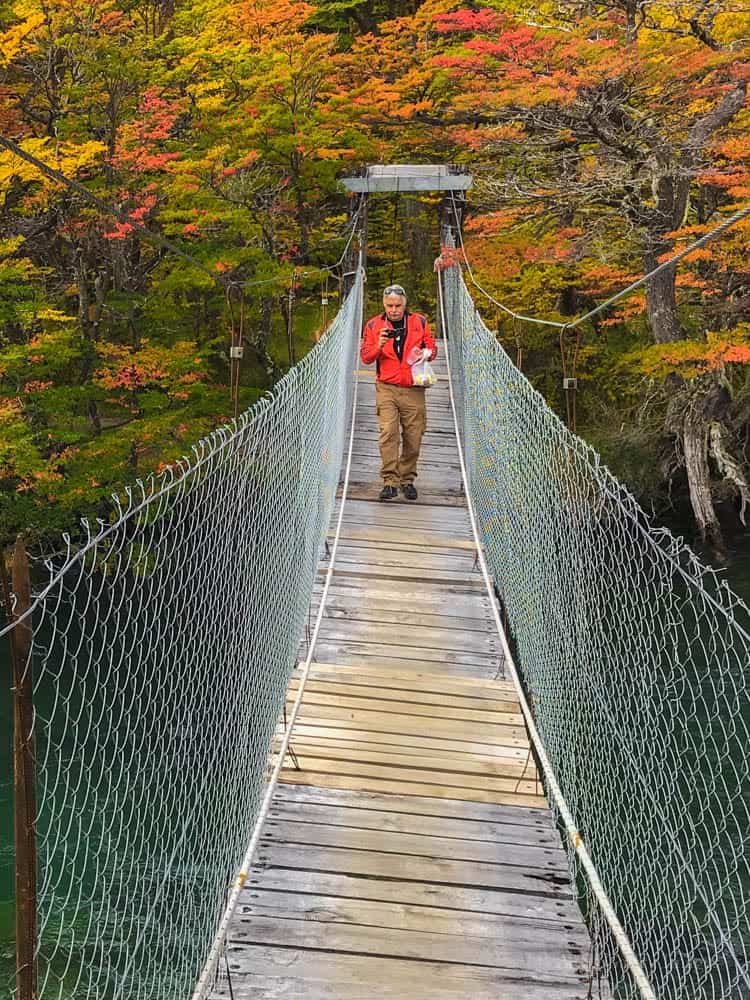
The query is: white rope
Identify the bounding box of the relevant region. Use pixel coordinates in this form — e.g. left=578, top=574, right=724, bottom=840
left=190, top=259, right=365, bottom=1000
left=448, top=191, right=750, bottom=332
left=435, top=260, right=657, bottom=1000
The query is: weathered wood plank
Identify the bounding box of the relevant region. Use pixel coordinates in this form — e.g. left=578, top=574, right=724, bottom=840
left=277, top=756, right=541, bottom=798
left=332, top=547, right=477, bottom=573
left=266, top=801, right=557, bottom=845
left=309, top=640, right=502, bottom=672
left=307, top=654, right=500, bottom=679
left=285, top=704, right=528, bottom=745
left=230, top=914, right=587, bottom=979
left=277, top=770, right=546, bottom=808
left=260, top=820, right=561, bottom=871
left=312, top=603, right=492, bottom=633
left=276, top=741, right=537, bottom=782
left=238, top=891, right=590, bottom=949
left=312, top=621, right=498, bottom=655
left=328, top=526, right=474, bottom=548
left=312, top=583, right=492, bottom=614
left=281, top=724, right=534, bottom=763
left=241, top=866, right=573, bottom=921
left=253, top=844, right=570, bottom=895
left=285, top=689, right=521, bottom=726
left=270, top=782, right=552, bottom=827
left=304, top=662, right=515, bottom=694
left=214, top=945, right=591, bottom=999
left=327, top=565, right=486, bottom=588
left=287, top=677, right=521, bottom=713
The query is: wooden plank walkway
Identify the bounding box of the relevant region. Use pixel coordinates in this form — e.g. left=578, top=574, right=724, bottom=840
left=210, top=357, right=594, bottom=998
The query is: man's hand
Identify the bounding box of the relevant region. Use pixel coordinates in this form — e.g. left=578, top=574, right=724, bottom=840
left=378, top=328, right=390, bottom=350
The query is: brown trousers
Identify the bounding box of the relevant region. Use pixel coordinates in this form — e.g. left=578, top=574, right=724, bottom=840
left=375, top=382, right=427, bottom=486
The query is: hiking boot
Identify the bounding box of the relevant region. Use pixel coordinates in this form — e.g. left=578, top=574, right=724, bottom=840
left=401, top=483, right=418, bottom=501
left=379, top=485, right=398, bottom=501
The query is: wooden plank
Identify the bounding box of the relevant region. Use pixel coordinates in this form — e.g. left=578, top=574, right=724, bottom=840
left=313, top=583, right=492, bottom=614
left=313, top=603, right=492, bottom=633
left=276, top=742, right=537, bottom=782
left=240, top=890, right=590, bottom=949
left=242, top=866, right=572, bottom=921
left=329, top=527, right=475, bottom=548
left=260, top=821, right=559, bottom=872
left=277, top=755, right=541, bottom=797
left=230, top=914, right=587, bottom=980
left=266, top=801, right=558, bottom=846
left=332, top=547, right=477, bottom=573
left=306, top=655, right=501, bottom=680
left=339, top=497, right=468, bottom=520
left=277, top=770, right=546, bottom=808
left=253, top=844, right=568, bottom=895
left=327, top=565, right=486, bottom=588
left=309, top=640, right=501, bottom=672
left=271, top=785, right=553, bottom=826
left=285, top=703, right=528, bottom=745
left=286, top=689, right=522, bottom=727
left=287, top=678, right=521, bottom=713
left=214, top=945, right=591, bottom=999
left=281, top=724, right=534, bottom=763
left=311, top=624, right=499, bottom=656
left=305, top=662, right=515, bottom=694
left=331, top=541, right=473, bottom=564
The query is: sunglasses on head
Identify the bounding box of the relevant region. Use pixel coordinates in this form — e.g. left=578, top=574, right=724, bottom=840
left=383, top=285, right=406, bottom=297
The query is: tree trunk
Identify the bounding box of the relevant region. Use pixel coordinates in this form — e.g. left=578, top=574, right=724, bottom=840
left=644, top=254, right=684, bottom=344
left=682, top=402, right=725, bottom=557
left=248, top=296, right=281, bottom=385
left=665, top=373, right=741, bottom=559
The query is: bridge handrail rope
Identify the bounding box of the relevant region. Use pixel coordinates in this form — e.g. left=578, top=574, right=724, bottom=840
left=447, top=189, right=750, bottom=643
left=436, top=263, right=657, bottom=1000
left=448, top=190, right=750, bottom=332
left=191, top=253, right=365, bottom=999
left=440, top=257, right=750, bottom=1000
left=0, top=179, right=364, bottom=640
left=1, top=257, right=366, bottom=998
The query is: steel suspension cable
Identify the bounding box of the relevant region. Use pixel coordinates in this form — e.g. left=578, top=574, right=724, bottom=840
left=0, top=132, right=225, bottom=287
left=448, top=190, right=750, bottom=332
left=0, top=132, right=365, bottom=295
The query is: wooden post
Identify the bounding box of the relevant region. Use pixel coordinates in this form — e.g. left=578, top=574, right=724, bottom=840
left=0, top=539, right=37, bottom=1000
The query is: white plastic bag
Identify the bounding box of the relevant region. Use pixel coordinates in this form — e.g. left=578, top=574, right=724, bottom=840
left=407, top=347, right=437, bottom=387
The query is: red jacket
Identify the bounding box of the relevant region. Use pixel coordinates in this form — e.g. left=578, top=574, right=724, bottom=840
left=360, top=311, right=437, bottom=386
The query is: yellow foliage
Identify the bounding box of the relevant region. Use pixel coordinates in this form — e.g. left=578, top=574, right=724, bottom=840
left=0, top=236, right=25, bottom=257
left=0, top=11, right=44, bottom=66
left=36, top=307, right=75, bottom=323
left=0, top=138, right=105, bottom=192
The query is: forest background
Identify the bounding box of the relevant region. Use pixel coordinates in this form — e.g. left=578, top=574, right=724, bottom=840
left=0, top=0, right=749, bottom=559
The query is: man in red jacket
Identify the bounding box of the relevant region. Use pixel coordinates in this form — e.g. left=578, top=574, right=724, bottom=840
left=360, top=283, right=437, bottom=501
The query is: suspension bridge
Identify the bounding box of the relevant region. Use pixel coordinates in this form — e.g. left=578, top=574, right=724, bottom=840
left=1, top=165, right=749, bottom=1000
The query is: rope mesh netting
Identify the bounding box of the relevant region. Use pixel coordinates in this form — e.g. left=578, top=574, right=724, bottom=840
left=441, top=261, right=750, bottom=1000
left=1, top=269, right=363, bottom=999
